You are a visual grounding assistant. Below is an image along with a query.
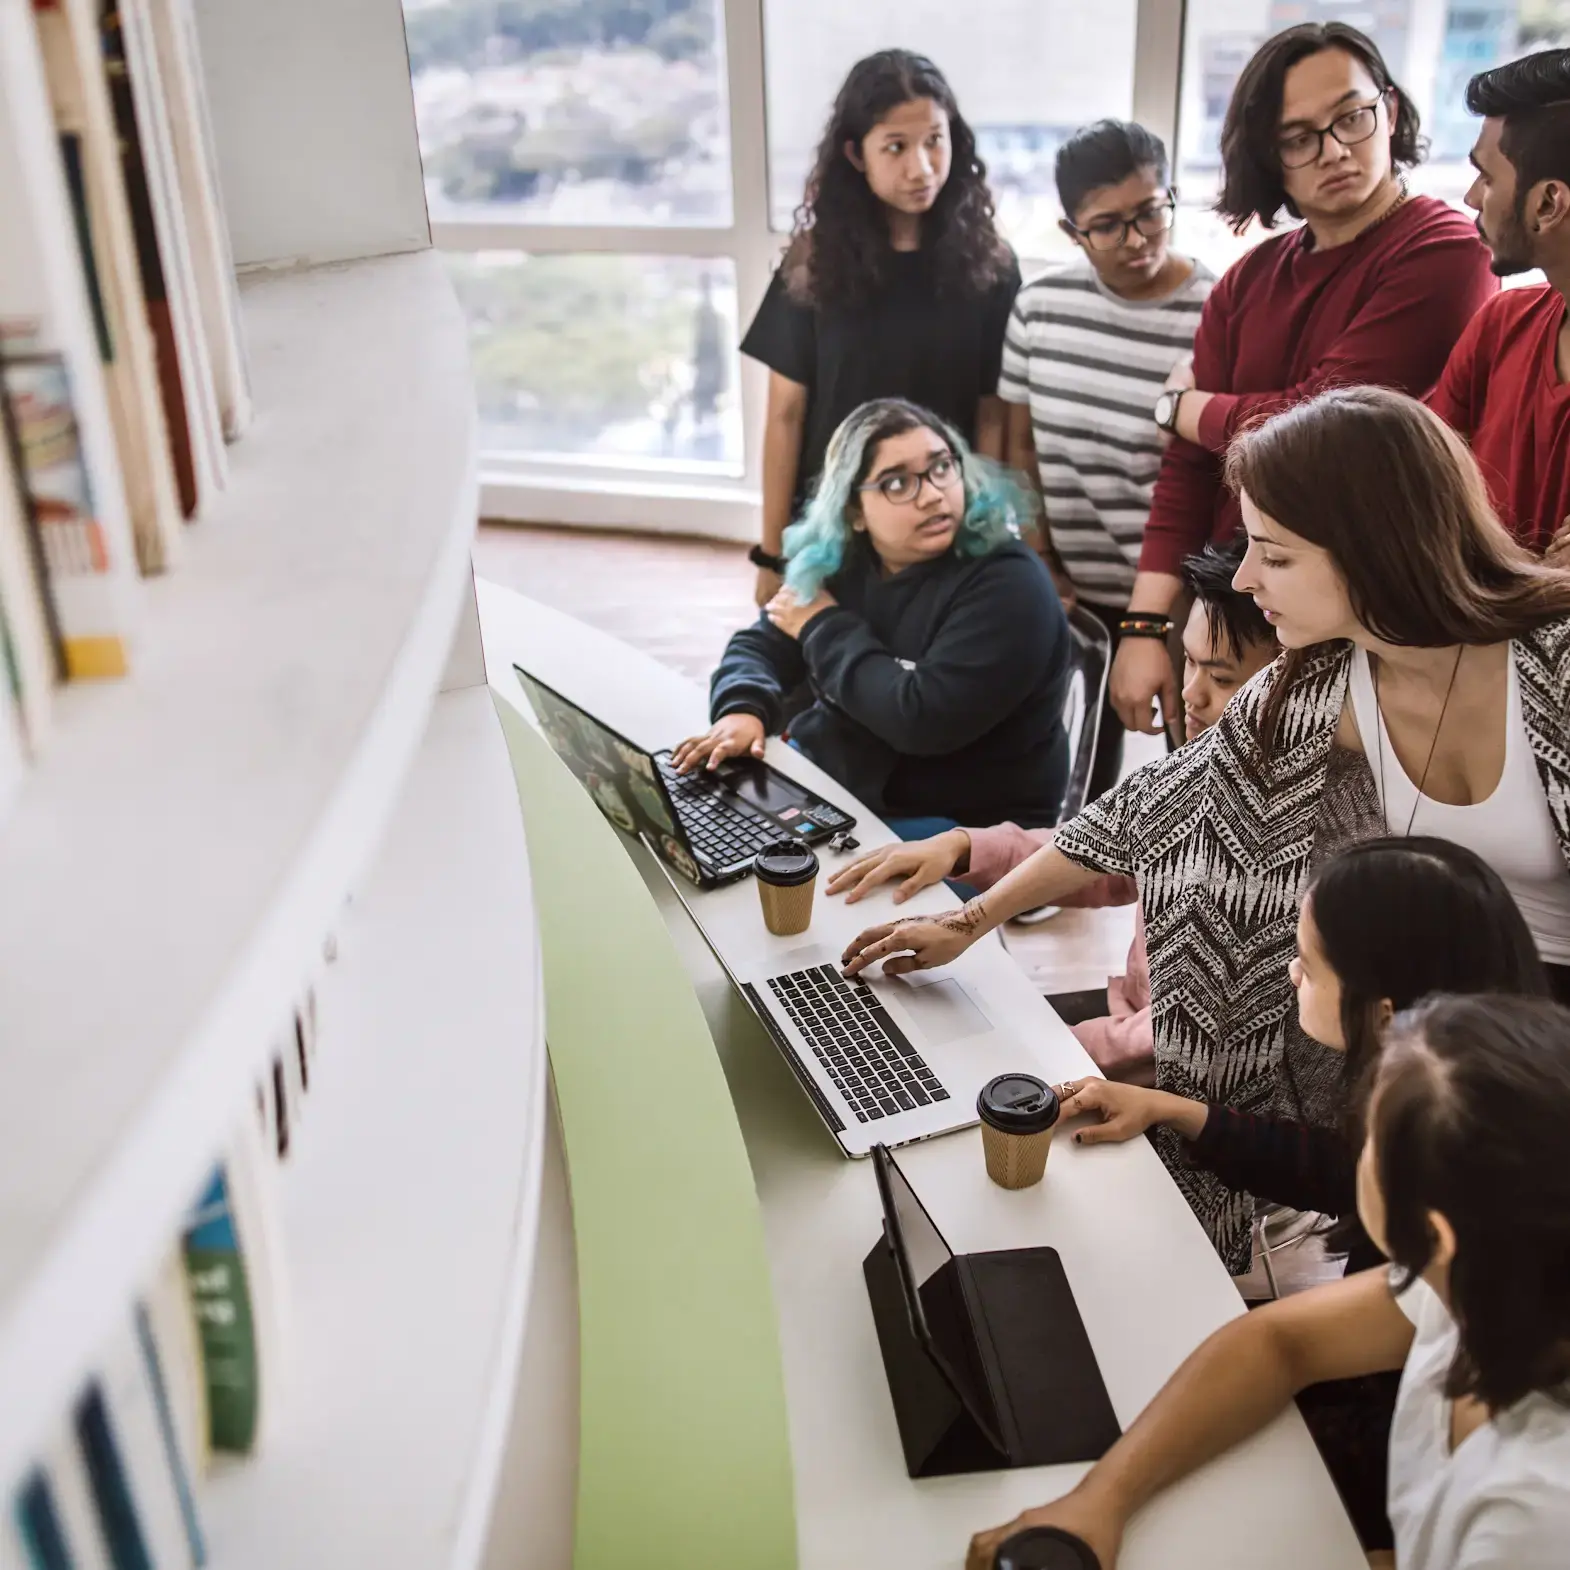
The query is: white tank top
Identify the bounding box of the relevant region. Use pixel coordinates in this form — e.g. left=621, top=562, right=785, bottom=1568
left=1347, top=647, right=1570, bottom=964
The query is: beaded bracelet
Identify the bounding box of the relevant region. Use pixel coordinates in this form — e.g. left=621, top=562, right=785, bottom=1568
left=1117, top=614, right=1174, bottom=640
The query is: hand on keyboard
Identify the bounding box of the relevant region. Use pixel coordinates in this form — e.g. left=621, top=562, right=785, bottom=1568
left=840, top=901, right=990, bottom=978
left=671, top=713, right=766, bottom=773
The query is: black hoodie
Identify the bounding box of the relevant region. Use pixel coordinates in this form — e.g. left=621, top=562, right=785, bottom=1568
left=710, top=537, right=1071, bottom=827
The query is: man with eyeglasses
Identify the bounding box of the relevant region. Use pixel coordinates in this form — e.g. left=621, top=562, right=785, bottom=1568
left=1429, top=49, right=1570, bottom=561
left=1111, top=21, right=1496, bottom=743
left=1000, top=119, right=1214, bottom=800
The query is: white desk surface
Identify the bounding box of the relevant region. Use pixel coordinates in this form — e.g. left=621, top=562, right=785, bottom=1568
left=477, top=580, right=1364, bottom=1570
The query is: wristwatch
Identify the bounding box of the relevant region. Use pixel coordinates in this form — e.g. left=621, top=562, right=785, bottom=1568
left=1153, top=388, right=1185, bottom=433
left=749, top=544, right=786, bottom=573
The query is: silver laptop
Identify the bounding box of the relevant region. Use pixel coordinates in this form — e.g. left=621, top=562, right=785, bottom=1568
left=722, top=938, right=1029, bottom=1158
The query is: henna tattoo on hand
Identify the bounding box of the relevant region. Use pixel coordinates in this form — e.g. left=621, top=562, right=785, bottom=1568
left=939, top=897, right=988, bottom=937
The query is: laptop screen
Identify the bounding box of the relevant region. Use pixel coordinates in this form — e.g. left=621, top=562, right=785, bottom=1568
left=514, top=665, right=703, bottom=882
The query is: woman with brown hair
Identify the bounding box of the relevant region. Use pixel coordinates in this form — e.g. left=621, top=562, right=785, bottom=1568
left=839, top=385, right=1570, bottom=1270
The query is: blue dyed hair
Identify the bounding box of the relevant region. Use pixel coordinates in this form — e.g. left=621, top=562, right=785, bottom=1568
left=782, top=398, right=1038, bottom=601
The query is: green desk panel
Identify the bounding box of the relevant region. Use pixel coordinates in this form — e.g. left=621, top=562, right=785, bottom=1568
left=492, top=693, right=797, bottom=1570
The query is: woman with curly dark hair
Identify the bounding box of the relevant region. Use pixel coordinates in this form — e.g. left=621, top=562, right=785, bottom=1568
left=740, top=50, right=1020, bottom=606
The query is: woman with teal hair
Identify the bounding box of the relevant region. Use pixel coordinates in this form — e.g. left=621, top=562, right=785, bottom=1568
left=675, top=398, right=1072, bottom=832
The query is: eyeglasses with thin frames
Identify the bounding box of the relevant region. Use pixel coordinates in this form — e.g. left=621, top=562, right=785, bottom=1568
left=857, top=452, right=959, bottom=506
left=1062, top=192, right=1177, bottom=253
left=1277, top=94, right=1388, bottom=170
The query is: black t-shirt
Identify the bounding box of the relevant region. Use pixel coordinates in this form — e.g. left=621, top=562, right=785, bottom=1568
left=740, top=247, right=1022, bottom=506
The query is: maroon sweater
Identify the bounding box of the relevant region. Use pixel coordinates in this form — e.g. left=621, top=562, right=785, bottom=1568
left=1428, top=284, right=1570, bottom=553
left=1140, top=195, right=1497, bottom=576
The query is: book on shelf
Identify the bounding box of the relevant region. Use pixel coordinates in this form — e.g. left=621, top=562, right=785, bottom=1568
left=0, top=377, right=62, bottom=747
left=18, top=1423, right=111, bottom=1570
left=139, top=1250, right=208, bottom=1487
left=0, top=658, right=27, bottom=820
left=72, top=1381, right=152, bottom=1570
left=96, top=1313, right=205, bottom=1570
left=31, top=0, right=183, bottom=575
left=106, top=0, right=227, bottom=513
left=142, top=0, right=249, bottom=439
left=0, top=2, right=139, bottom=672
left=98, top=0, right=193, bottom=521
left=10, top=1469, right=68, bottom=1569
left=257, top=991, right=319, bottom=1163
left=1, top=355, right=133, bottom=680
left=181, top=1119, right=287, bottom=1456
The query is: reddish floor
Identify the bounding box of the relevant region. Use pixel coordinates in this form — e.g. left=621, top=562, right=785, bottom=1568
left=472, top=522, right=755, bottom=686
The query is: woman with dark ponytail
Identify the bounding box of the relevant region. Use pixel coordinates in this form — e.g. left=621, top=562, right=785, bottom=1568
left=741, top=50, right=1020, bottom=606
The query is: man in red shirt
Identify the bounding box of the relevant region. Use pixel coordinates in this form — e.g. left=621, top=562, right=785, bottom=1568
left=1112, top=22, right=1496, bottom=737
left=1428, top=50, right=1570, bottom=559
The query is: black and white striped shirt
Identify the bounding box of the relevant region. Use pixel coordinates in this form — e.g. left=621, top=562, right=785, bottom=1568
left=1000, top=258, right=1215, bottom=607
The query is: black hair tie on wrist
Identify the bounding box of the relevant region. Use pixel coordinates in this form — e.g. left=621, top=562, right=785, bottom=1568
left=749, top=545, right=786, bottom=574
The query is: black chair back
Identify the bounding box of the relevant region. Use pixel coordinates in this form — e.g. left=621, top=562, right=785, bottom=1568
left=1058, top=605, right=1111, bottom=823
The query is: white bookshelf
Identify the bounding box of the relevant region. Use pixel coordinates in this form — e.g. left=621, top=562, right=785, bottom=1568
left=203, top=684, right=545, bottom=1570
left=0, top=252, right=489, bottom=1490
left=0, top=0, right=557, bottom=1556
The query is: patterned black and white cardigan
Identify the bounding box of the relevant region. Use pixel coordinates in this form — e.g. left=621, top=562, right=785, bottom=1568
left=1054, top=622, right=1570, bottom=1271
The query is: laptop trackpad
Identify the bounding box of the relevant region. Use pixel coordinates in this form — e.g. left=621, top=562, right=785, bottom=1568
left=888, top=976, right=993, bottom=1044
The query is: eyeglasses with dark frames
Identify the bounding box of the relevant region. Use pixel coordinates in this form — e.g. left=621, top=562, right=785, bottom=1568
left=857, top=451, right=960, bottom=505
left=1277, top=95, right=1388, bottom=170
left=1062, top=192, right=1177, bottom=253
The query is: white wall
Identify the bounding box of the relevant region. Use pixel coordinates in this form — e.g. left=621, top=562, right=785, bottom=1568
left=192, top=0, right=430, bottom=268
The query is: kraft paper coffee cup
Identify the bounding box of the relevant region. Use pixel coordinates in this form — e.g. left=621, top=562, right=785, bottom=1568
left=753, top=841, right=819, bottom=936
left=977, top=1073, right=1061, bottom=1190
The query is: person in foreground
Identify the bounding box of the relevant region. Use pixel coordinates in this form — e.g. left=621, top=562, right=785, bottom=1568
left=1063, top=838, right=1548, bottom=1554
left=1428, top=48, right=1570, bottom=555
left=842, top=387, right=1570, bottom=1271
left=967, top=994, right=1570, bottom=1570
left=826, top=540, right=1273, bottom=1083
left=742, top=50, right=1020, bottom=606
left=1064, top=837, right=1547, bottom=1268
left=677, top=399, right=1070, bottom=832
left=1113, top=20, right=1494, bottom=738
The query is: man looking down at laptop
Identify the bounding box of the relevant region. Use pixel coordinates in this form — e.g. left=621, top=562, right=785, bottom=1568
left=827, top=540, right=1275, bottom=1083
left=675, top=398, right=1072, bottom=834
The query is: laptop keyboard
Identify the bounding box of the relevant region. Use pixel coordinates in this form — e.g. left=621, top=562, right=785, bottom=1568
left=656, top=757, right=782, bottom=867
left=767, top=965, right=950, bottom=1123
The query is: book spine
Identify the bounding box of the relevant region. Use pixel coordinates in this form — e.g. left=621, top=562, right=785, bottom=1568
left=181, top=1168, right=260, bottom=1454
left=31, top=0, right=182, bottom=575
left=0, top=0, right=140, bottom=658
left=98, top=0, right=195, bottom=518
left=164, top=0, right=249, bottom=436
left=0, top=383, right=63, bottom=741
left=71, top=1384, right=152, bottom=1570
left=0, top=354, right=129, bottom=678
left=116, top=0, right=223, bottom=502
left=131, top=1306, right=206, bottom=1568
left=13, top=1471, right=74, bottom=1570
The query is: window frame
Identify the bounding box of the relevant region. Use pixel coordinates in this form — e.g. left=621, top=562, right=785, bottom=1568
left=433, top=0, right=1184, bottom=540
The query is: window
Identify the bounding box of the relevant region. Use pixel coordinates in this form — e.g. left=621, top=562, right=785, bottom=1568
left=452, top=253, right=743, bottom=471
left=405, top=0, right=733, bottom=225
left=407, top=0, right=1569, bottom=527
left=1176, top=0, right=1570, bottom=273
left=761, top=1, right=1141, bottom=262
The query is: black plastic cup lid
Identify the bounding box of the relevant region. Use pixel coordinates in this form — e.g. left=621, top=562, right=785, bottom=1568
left=993, top=1525, right=1101, bottom=1569
left=753, top=841, right=819, bottom=887
left=976, top=1073, right=1060, bottom=1134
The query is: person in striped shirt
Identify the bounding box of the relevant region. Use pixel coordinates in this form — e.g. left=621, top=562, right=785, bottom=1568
left=1000, top=120, right=1214, bottom=798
